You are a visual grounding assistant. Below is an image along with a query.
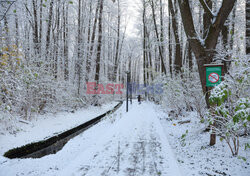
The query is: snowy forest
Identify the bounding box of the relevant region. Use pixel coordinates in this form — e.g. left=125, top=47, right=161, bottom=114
left=0, top=0, right=249, bottom=175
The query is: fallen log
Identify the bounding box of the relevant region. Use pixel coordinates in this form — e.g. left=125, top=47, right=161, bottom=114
left=177, top=120, right=191, bottom=124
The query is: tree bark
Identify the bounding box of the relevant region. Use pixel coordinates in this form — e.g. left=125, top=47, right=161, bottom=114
left=39, top=0, right=43, bottom=53
left=143, top=0, right=147, bottom=85
left=15, top=3, right=19, bottom=48
left=113, top=0, right=121, bottom=82
left=185, top=42, right=193, bottom=71
left=63, top=3, right=69, bottom=81
left=94, top=0, right=104, bottom=85
left=169, top=0, right=182, bottom=73
left=246, top=0, right=250, bottom=55
left=45, top=0, right=54, bottom=61
left=150, top=0, right=166, bottom=74
left=168, top=7, right=172, bottom=76
left=86, top=1, right=99, bottom=81
left=203, top=0, right=212, bottom=38
left=76, top=0, right=82, bottom=95
left=32, top=0, right=39, bottom=54
left=160, top=0, right=166, bottom=73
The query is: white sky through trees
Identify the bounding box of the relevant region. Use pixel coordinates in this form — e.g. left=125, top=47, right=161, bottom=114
left=126, top=0, right=140, bottom=38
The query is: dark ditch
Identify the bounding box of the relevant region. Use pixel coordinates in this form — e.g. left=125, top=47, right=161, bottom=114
left=4, top=101, right=123, bottom=159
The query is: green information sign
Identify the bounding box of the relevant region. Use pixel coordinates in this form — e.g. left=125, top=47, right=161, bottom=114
left=205, top=65, right=222, bottom=87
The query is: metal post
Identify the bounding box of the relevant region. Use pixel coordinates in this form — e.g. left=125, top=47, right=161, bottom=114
left=129, top=73, right=132, bottom=104
left=126, top=72, right=129, bottom=112
left=130, top=93, right=132, bottom=104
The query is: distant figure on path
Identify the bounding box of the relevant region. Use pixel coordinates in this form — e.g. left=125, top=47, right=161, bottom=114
left=138, top=95, right=141, bottom=104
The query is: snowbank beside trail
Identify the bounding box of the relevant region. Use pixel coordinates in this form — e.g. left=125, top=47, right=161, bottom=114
left=158, top=109, right=250, bottom=176
left=0, top=101, right=118, bottom=155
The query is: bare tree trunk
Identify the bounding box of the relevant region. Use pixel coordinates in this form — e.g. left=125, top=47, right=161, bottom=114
left=54, top=1, right=60, bottom=79
left=143, top=0, right=147, bottom=85
left=168, top=8, right=172, bottom=76
left=4, top=17, right=12, bottom=69
left=76, top=0, right=82, bottom=95
left=45, top=0, right=54, bottom=62
left=94, top=0, right=104, bottom=85
left=39, top=0, right=43, bottom=53
left=169, top=0, right=182, bottom=73
left=32, top=0, right=39, bottom=54
left=150, top=0, right=166, bottom=74
left=113, top=0, right=121, bottom=82
left=203, top=0, right=212, bottom=38
left=63, top=3, right=69, bottom=81
left=92, top=0, right=104, bottom=106
left=246, top=0, right=250, bottom=55
left=87, top=1, right=100, bottom=81
left=160, top=0, right=166, bottom=72
left=15, top=3, right=19, bottom=48
left=187, top=42, right=193, bottom=71
left=85, top=1, right=93, bottom=82
left=146, top=29, right=154, bottom=81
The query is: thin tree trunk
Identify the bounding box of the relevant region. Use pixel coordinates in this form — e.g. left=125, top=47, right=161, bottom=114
left=94, top=0, right=104, bottom=85
left=45, top=0, right=54, bottom=61
left=150, top=0, right=166, bottom=74
left=169, top=8, right=172, bottom=76
left=187, top=42, right=193, bottom=71
left=147, top=30, right=154, bottom=81
left=85, top=0, right=93, bottom=82
left=143, top=0, right=147, bottom=85
left=54, top=1, right=60, bottom=79
left=113, top=0, right=121, bottom=82
left=32, top=0, right=39, bottom=54
left=64, top=3, right=69, bottom=81
left=39, top=0, right=43, bottom=53
left=169, top=0, right=182, bottom=73
left=246, top=0, right=250, bottom=55
left=160, top=0, right=166, bottom=71
left=15, top=4, right=19, bottom=48
left=87, top=2, right=100, bottom=79
left=77, top=0, right=82, bottom=95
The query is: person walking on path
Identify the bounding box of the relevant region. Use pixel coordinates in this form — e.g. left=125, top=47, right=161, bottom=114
left=138, top=95, right=141, bottom=104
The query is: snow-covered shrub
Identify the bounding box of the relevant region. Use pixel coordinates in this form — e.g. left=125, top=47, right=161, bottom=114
left=208, top=57, right=250, bottom=156
left=0, top=112, right=18, bottom=135
left=0, top=44, right=87, bottom=132
left=154, top=70, right=206, bottom=119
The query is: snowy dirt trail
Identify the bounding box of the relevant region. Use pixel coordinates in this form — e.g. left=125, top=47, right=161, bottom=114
left=0, top=102, right=181, bottom=176
left=58, top=102, right=182, bottom=176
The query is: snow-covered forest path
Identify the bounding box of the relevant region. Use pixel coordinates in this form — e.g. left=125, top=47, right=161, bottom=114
left=0, top=102, right=182, bottom=176
left=59, top=102, right=182, bottom=176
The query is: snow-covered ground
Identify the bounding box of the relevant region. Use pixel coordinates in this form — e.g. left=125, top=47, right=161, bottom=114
left=0, top=102, right=182, bottom=176
left=158, top=108, right=250, bottom=176
left=0, top=101, right=118, bottom=156
left=0, top=101, right=249, bottom=176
